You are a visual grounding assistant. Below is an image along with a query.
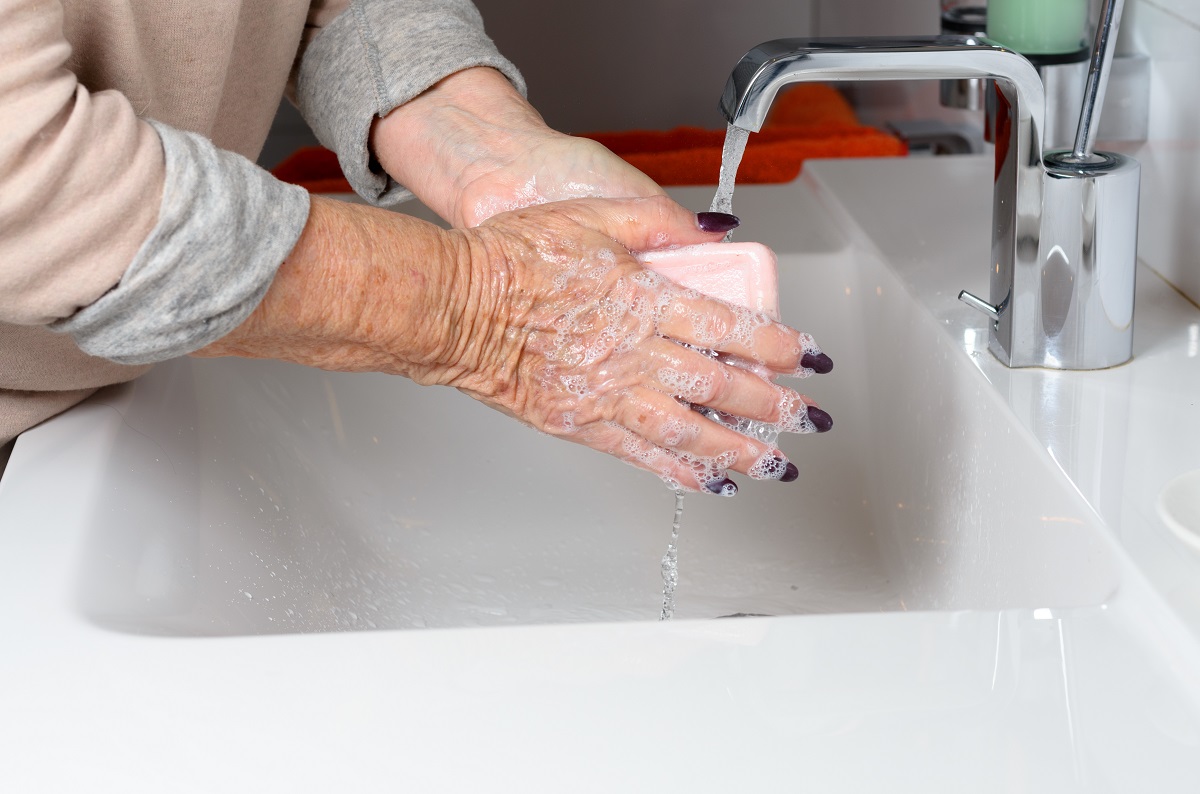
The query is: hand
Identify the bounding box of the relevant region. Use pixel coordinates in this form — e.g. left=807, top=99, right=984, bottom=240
left=198, top=195, right=831, bottom=494
left=448, top=195, right=831, bottom=494
left=371, top=67, right=664, bottom=227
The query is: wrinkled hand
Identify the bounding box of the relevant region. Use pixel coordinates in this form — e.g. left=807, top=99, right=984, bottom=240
left=371, top=67, right=664, bottom=228
left=445, top=195, right=830, bottom=494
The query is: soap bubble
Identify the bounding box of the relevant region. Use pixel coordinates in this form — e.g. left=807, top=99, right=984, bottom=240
left=748, top=451, right=788, bottom=480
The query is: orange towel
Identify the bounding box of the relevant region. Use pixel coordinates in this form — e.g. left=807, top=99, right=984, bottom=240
left=271, top=84, right=905, bottom=192
left=271, top=147, right=350, bottom=195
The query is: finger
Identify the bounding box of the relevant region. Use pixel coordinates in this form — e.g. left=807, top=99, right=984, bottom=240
left=650, top=288, right=830, bottom=375
left=572, top=421, right=738, bottom=495
left=602, top=386, right=811, bottom=484
left=707, top=386, right=833, bottom=436
left=638, top=337, right=820, bottom=423
left=573, top=335, right=831, bottom=436
left=537, top=194, right=737, bottom=253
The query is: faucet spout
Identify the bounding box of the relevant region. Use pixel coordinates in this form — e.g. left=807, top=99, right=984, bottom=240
left=719, top=36, right=1139, bottom=370
left=720, top=36, right=1044, bottom=137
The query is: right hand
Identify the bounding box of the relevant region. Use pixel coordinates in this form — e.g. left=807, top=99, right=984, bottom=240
left=441, top=195, right=833, bottom=494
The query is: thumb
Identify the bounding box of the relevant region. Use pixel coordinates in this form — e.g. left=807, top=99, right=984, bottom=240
left=543, top=195, right=739, bottom=253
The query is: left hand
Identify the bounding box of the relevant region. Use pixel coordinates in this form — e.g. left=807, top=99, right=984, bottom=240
left=370, top=67, right=664, bottom=227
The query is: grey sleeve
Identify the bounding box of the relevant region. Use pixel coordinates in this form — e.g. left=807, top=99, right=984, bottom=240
left=296, top=0, right=526, bottom=207
left=51, top=121, right=311, bottom=365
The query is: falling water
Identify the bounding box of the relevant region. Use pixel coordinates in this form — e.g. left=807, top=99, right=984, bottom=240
left=658, top=490, right=686, bottom=621
left=708, top=123, right=751, bottom=242
left=657, top=124, right=752, bottom=621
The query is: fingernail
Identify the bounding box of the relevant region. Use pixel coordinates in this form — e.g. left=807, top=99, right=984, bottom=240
left=807, top=406, right=833, bottom=433
left=781, top=461, right=799, bottom=482
left=705, top=477, right=739, bottom=497
left=697, top=212, right=741, bottom=234
left=801, top=352, right=834, bottom=374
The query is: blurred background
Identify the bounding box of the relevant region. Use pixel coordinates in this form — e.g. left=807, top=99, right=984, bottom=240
left=257, top=0, right=1200, bottom=309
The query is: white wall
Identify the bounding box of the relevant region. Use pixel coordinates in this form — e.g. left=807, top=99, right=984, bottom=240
left=472, top=0, right=816, bottom=132
left=1116, top=0, right=1200, bottom=305
left=472, top=0, right=935, bottom=133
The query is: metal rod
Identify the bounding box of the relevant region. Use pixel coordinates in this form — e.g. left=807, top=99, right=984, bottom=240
left=1070, top=0, right=1126, bottom=162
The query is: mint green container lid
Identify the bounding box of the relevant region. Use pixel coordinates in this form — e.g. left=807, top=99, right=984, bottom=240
left=987, top=0, right=1089, bottom=55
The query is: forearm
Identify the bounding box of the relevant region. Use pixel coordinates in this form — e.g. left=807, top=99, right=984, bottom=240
left=194, top=196, right=476, bottom=384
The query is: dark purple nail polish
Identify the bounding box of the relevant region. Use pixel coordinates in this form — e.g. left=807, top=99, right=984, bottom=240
left=705, top=477, right=739, bottom=497
left=781, top=461, right=800, bottom=482
left=807, top=406, right=833, bottom=433
left=801, top=352, right=834, bottom=374
left=697, top=212, right=741, bottom=234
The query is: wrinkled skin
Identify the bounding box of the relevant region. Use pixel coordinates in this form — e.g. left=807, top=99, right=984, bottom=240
left=445, top=197, right=826, bottom=491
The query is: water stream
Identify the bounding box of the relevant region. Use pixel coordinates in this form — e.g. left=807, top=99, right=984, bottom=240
left=658, top=490, right=686, bottom=620
left=658, top=123, right=751, bottom=621
left=709, top=123, right=751, bottom=242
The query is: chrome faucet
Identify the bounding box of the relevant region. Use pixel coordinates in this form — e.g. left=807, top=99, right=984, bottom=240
left=719, top=29, right=1140, bottom=369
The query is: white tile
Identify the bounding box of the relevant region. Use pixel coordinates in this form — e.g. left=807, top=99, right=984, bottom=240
left=1119, top=1, right=1200, bottom=303
left=1136, top=0, right=1200, bottom=30
left=1129, top=0, right=1200, bottom=139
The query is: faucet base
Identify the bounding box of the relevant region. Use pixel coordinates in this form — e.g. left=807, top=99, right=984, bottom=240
left=987, top=150, right=1140, bottom=370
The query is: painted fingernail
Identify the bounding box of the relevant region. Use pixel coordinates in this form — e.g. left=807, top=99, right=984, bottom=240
left=781, top=461, right=800, bottom=482
left=801, top=352, right=834, bottom=374
left=807, top=406, right=833, bottom=433
left=697, top=212, right=741, bottom=234
left=705, top=477, right=739, bottom=497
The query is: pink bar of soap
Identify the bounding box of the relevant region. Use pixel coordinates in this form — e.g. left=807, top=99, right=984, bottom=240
left=637, top=242, right=780, bottom=321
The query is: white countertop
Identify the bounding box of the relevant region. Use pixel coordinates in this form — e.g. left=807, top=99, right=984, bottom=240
left=3, top=156, right=1200, bottom=792
left=803, top=156, right=1200, bottom=635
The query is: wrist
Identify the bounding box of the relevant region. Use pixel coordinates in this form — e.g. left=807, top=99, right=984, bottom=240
left=370, top=67, right=555, bottom=225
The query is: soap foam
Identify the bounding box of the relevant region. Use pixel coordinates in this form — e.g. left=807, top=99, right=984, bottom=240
left=786, top=332, right=827, bottom=378
left=747, top=450, right=788, bottom=481
left=657, top=367, right=715, bottom=402
left=614, top=424, right=738, bottom=492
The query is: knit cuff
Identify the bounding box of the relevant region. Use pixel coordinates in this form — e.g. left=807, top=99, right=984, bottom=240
left=52, top=121, right=311, bottom=364
left=296, top=0, right=526, bottom=207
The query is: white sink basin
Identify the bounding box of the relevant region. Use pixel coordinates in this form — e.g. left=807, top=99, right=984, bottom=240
left=45, top=183, right=1118, bottom=636
left=5, top=159, right=1200, bottom=792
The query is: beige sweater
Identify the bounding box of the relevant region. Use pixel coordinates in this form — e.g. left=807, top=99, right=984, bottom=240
left=0, top=0, right=520, bottom=444
left=0, top=0, right=341, bottom=443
